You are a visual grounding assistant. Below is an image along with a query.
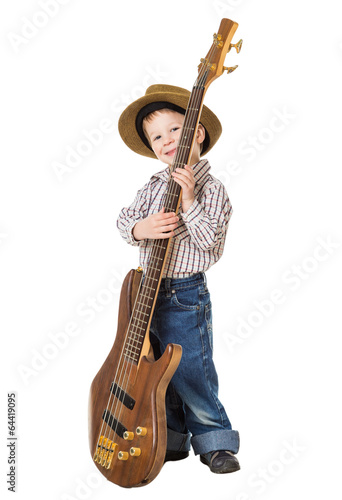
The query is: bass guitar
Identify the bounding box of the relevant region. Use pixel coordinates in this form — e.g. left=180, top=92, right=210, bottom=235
left=88, top=17, right=242, bottom=488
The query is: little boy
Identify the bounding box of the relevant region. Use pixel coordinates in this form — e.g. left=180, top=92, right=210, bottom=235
left=117, top=84, right=240, bottom=474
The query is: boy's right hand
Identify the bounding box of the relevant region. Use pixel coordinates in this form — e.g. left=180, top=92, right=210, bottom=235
left=133, top=207, right=179, bottom=241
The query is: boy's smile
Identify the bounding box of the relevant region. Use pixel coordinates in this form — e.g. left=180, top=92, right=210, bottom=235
left=143, top=109, right=205, bottom=166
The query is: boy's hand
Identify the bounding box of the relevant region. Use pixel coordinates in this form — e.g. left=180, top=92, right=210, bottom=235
left=171, top=164, right=195, bottom=213
left=133, top=207, right=179, bottom=241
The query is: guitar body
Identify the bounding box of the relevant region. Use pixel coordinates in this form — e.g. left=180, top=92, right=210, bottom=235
left=88, top=269, right=182, bottom=488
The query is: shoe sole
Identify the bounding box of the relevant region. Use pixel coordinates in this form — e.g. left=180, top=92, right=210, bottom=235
left=200, top=455, right=240, bottom=474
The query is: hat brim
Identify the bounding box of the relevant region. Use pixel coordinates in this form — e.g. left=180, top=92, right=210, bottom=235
left=118, top=86, right=222, bottom=159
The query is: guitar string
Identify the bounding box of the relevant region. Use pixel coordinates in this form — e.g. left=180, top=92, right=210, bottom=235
left=99, top=81, right=207, bottom=452
left=111, top=66, right=210, bottom=402
left=95, top=47, right=216, bottom=462
left=96, top=66, right=211, bottom=462
left=96, top=74, right=209, bottom=462
left=104, top=68, right=210, bottom=445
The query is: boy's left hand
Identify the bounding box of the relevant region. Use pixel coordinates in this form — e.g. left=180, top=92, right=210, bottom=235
left=171, top=164, right=195, bottom=213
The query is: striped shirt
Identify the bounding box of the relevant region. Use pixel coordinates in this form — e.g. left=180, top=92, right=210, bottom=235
left=116, top=159, right=233, bottom=278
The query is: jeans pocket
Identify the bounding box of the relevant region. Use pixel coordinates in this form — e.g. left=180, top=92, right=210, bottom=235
left=171, top=287, right=200, bottom=311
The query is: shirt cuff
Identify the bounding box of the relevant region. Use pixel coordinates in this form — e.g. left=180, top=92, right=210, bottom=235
left=180, top=198, right=203, bottom=224
left=125, top=220, right=144, bottom=246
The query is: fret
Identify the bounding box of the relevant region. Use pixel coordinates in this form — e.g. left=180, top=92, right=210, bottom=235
left=177, top=145, right=190, bottom=149
left=149, top=255, right=164, bottom=266
left=137, top=301, right=151, bottom=308
left=130, top=323, right=145, bottom=332
left=125, top=342, right=140, bottom=352
left=146, top=266, right=161, bottom=272
left=165, top=192, right=179, bottom=198
left=133, top=310, right=149, bottom=317
left=126, top=343, right=142, bottom=353
left=130, top=321, right=145, bottom=331
left=142, top=284, right=156, bottom=291
left=128, top=329, right=144, bottom=338
left=124, top=352, right=138, bottom=363
left=124, top=352, right=138, bottom=362
left=126, top=340, right=142, bottom=350
left=187, top=107, right=199, bottom=111
left=153, top=242, right=167, bottom=250
left=153, top=241, right=167, bottom=248
left=125, top=346, right=139, bottom=356
left=132, top=316, right=147, bottom=324
left=126, top=339, right=142, bottom=347
left=138, top=292, right=153, bottom=301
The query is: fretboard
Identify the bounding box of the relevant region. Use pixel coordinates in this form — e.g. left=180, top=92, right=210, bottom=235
left=124, top=78, right=209, bottom=365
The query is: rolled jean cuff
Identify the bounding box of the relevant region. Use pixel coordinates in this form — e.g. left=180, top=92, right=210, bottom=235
left=167, top=428, right=191, bottom=452
left=191, top=429, right=240, bottom=455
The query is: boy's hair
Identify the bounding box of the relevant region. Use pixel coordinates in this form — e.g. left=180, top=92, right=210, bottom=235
left=142, top=108, right=204, bottom=152
left=142, top=108, right=170, bottom=138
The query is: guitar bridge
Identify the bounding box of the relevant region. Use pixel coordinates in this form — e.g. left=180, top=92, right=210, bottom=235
left=93, top=436, right=117, bottom=469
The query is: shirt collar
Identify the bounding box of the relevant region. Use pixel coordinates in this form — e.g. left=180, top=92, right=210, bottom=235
left=151, top=159, right=211, bottom=185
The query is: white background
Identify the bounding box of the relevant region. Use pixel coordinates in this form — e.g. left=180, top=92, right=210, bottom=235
left=1, top=1, right=342, bottom=499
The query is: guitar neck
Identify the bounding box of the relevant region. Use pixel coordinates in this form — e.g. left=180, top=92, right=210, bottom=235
left=123, top=78, right=209, bottom=365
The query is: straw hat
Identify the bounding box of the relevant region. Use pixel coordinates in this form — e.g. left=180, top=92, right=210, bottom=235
left=118, top=84, right=222, bottom=159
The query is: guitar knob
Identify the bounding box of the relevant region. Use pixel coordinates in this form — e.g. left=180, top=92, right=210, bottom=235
left=118, top=451, right=129, bottom=461
left=229, top=39, right=243, bottom=53
left=130, top=447, right=141, bottom=457
left=136, top=426, right=147, bottom=436
left=123, top=431, right=134, bottom=441
left=223, top=65, right=238, bottom=74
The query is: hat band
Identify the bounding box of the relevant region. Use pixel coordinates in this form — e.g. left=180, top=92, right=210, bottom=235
left=135, top=101, right=210, bottom=154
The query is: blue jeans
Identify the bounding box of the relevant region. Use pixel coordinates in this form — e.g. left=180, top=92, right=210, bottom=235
left=149, top=272, right=240, bottom=455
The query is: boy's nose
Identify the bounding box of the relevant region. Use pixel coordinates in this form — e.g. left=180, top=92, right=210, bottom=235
left=163, top=136, right=174, bottom=146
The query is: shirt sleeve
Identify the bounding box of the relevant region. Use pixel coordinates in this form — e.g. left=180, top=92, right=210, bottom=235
left=116, top=183, right=150, bottom=247
left=180, top=182, right=233, bottom=251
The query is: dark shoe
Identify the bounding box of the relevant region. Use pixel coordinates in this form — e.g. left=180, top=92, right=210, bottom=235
left=200, top=450, right=240, bottom=474
left=164, top=450, right=189, bottom=463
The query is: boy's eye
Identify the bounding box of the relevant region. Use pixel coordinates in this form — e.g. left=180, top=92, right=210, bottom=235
left=153, top=135, right=161, bottom=142
left=171, top=127, right=179, bottom=132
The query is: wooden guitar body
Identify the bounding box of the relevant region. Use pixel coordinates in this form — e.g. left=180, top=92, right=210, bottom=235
left=88, top=269, right=182, bottom=488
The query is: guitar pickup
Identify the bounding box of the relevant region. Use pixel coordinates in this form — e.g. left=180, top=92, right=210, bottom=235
left=102, top=409, right=127, bottom=438
left=110, top=382, right=135, bottom=410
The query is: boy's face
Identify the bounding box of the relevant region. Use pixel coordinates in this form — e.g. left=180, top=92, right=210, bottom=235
left=143, top=109, right=204, bottom=165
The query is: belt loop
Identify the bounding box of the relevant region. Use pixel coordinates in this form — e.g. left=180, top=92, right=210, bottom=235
left=202, top=272, right=207, bottom=290
left=165, top=278, right=171, bottom=297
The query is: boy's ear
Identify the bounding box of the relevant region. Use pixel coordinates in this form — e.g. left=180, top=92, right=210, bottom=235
left=196, top=124, right=206, bottom=145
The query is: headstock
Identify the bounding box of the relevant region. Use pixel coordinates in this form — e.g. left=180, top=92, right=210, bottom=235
left=198, top=18, right=242, bottom=90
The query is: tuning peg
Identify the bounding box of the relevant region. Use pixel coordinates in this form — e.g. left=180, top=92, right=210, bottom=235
left=229, top=39, right=243, bottom=54
left=223, top=65, right=238, bottom=74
